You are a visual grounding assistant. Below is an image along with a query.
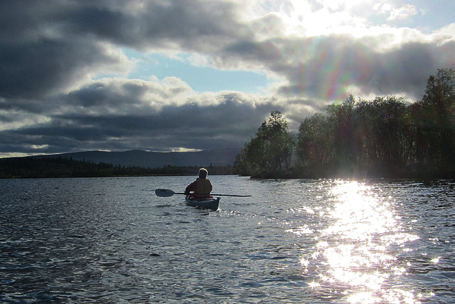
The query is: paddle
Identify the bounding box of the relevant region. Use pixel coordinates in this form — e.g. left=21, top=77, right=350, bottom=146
left=154, top=189, right=252, bottom=197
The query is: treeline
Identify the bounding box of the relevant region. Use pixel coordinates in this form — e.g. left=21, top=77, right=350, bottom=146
left=0, top=156, right=234, bottom=178
left=234, top=68, right=455, bottom=178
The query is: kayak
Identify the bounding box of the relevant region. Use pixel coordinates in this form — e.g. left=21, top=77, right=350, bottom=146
left=185, top=195, right=221, bottom=211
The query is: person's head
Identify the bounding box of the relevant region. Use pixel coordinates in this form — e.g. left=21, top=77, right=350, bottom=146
left=198, top=168, right=208, bottom=179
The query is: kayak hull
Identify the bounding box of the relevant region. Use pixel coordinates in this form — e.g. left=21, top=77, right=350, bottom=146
left=185, top=196, right=221, bottom=211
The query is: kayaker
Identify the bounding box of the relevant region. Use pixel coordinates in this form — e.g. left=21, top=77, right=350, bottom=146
left=185, top=168, right=213, bottom=199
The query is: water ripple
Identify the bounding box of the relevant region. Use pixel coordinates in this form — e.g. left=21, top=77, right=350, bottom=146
left=0, top=177, right=454, bottom=303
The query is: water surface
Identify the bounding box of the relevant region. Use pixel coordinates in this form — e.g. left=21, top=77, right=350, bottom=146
left=0, top=176, right=454, bottom=303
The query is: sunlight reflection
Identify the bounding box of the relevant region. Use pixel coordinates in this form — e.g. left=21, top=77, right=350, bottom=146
left=294, top=180, right=421, bottom=303
left=430, top=257, right=440, bottom=264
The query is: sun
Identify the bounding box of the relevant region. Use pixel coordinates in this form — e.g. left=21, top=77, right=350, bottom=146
left=281, top=0, right=373, bottom=37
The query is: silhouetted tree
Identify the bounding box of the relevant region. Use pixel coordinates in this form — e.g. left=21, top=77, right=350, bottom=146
left=420, top=68, right=455, bottom=170
left=297, top=113, right=332, bottom=176
left=234, top=111, right=294, bottom=177
left=235, top=69, right=455, bottom=178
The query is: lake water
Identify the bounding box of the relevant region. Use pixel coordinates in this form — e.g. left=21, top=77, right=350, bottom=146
left=0, top=176, right=454, bottom=303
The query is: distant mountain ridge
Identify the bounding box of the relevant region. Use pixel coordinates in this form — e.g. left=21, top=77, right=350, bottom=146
left=39, top=148, right=240, bottom=168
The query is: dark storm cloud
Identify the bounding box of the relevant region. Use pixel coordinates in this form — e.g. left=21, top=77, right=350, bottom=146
left=270, top=36, right=453, bottom=101
left=0, top=38, right=128, bottom=99
left=0, top=0, right=246, bottom=101
left=0, top=1, right=129, bottom=99
left=61, top=0, right=242, bottom=46
left=1, top=86, right=277, bottom=154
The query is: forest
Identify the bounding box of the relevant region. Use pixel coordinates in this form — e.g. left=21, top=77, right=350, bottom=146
left=234, top=68, right=455, bottom=179
left=0, top=156, right=233, bottom=179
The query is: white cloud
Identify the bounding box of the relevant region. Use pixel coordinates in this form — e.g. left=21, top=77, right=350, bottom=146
left=387, top=4, right=418, bottom=21
left=373, top=2, right=394, bottom=14
left=431, top=24, right=455, bottom=43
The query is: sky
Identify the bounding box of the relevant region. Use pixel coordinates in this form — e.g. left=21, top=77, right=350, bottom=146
left=1, top=0, right=454, bottom=157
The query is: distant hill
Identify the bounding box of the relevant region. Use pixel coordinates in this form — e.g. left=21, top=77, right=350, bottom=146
left=39, top=148, right=240, bottom=168
left=0, top=155, right=236, bottom=178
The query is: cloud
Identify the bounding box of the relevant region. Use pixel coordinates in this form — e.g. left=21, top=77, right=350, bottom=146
left=373, top=3, right=394, bottom=14
left=0, top=0, right=454, bottom=156
left=0, top=39, right=130, bottom=99
left=0, top=76, right=278, bottom=154
left=387, top=4, right=418, bottom=21
left=373, top=3, right=420, bottom=22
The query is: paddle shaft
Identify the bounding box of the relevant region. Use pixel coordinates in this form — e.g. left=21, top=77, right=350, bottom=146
left=212, top=193, right=252, bottom=197
left=154, top=189, right=251, bottom=197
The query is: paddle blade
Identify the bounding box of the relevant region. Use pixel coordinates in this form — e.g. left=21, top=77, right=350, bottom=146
left=155, top=189, right=176, bottom=197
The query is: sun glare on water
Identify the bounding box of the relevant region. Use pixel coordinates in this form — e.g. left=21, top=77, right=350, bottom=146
left=295, top=181, right=421, bottom=303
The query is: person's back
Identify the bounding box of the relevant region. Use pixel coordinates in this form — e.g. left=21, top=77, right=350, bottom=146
left=185, top=168, right=212, bottom=198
